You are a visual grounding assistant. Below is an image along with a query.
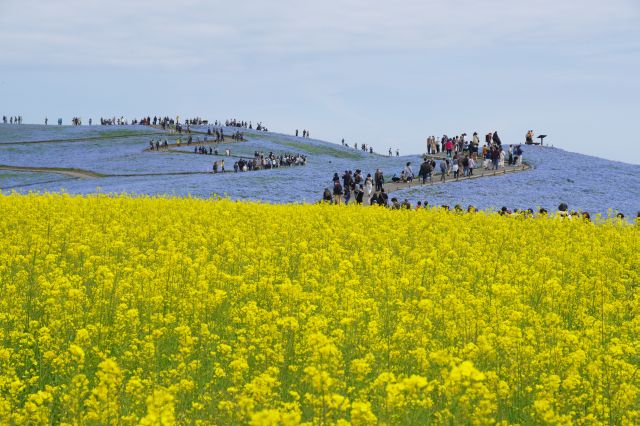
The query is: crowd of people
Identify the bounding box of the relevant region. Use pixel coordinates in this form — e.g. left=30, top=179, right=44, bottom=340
left=322, top=138, right=526, bottom=206
left=378, top=147, right=524, bottom=191
left=425, top=132, right=502, bottom=156
left=146, top=130, right=245, bottom=152
left=100, top=116, right=198, bottom=127
left=320, top=191, right=638, bottom=221
left=222, top=119, right=268, bottom=131
left=295, top=129, right=311, bottom=138
left=147, top=139, right=170, bottom=151
left=97, top=117, right=131, bottom=125
left=323, top=169, right=386, bottom=205
left=235, top=151, right=307, bottom=172
left=212, top=151, right=307, bottom=174
left=426, top=131, right=539, bottom=155
left=2, top=116, right=23, bottom=124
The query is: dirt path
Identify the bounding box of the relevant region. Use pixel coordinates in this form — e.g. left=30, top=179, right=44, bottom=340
left=385, top=163, right=530, bottom=193
left=359, top=162, right=531, bottom=205
left=1, top=132, right=164, bottom=146
left=142, top=136, right=244, bottom=153
left=0, top=165, right=104, bottom=179
left=0, top=165, right=235, bottom=180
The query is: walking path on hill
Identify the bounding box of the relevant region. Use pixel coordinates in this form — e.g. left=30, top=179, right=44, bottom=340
left=1, top=160, right=532, bottom=194
left=0, top=165, right=104, bottom=179
left=0, top=164, right=236, bottom=181
left=1, top=132, right=163, bottom=146
left=370, top=162, right=530, bottom=205
left=142, top=136, right=242, bottom=152
left=386, top=159, right=530, bottom=192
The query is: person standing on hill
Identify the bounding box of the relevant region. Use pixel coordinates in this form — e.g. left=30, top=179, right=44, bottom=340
left=462, top=155, right=470, bottom=176
left=374, top=169, right=384, bottom=192
left=445, top=139, right=454, bottom=158
left=492, top=131, right=502, bottom=146
left=491, top=147, right=500, bottom=170
left=342, top=170, right=353, bottom=191
left=379, top=188, right=389, bottom=207
left=364, top=174, right=373, bottom=199
left=322, top=188, right=333, bottom=203
left=355, top=184, right=364, bottom=204
left=419, top=160, right=432, bottom=184
left=514, top=144, right=523, bottom=165
left=403, top=162, right=414, bottom=181
left=526, top=130, right=534, bottom=144
left=439, top=159, right=447, bottom=181
left=451, top=157, right=459, bottom=179
left=344, top=185, right=351, bottom=204
left=333, top=180, right=344, bottom=204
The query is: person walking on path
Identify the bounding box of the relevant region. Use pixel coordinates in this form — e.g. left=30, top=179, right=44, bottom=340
left=419, top=159, right=433, bottom=184
left=439, top=159, right=447, bottom=182
left=491, top=147, right=500, bottom=170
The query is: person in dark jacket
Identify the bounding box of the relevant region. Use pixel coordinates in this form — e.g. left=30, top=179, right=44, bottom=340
left=355, top=184, right=364, bottom=204
left=342, top=170, right=352, bottom=189
left=333, top=181, right=344, bottom=204
left=374, top=169, right=384, bottom=191
left=379, top=188, right=389, bottom=207
left=418, top=160, right=432, bottom=184
left=322, top=188, right=333, bottom=203
left=492, top=131, right=502, bottom=146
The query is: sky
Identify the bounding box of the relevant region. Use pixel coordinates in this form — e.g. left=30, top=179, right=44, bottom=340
left=1, top=0, right=639, bottom=164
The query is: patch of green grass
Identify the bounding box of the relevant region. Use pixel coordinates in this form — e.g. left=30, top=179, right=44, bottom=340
left=98, top=129, right=162, bottom=138
left=248, top=133, right=362, bottom=159
left=279, top=140, right=362, bottom=159
left=0, top=172, right=22, bottom=178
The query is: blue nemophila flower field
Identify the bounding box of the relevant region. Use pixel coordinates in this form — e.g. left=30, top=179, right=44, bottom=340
left=0, top=124, right=638, bottom=216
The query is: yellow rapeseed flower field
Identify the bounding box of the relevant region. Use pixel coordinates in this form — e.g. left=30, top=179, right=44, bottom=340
left=0, top=193, right=638, bottom=425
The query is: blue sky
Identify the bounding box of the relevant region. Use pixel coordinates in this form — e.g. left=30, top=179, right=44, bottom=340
left=1, top=0, right=639, bottom=164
